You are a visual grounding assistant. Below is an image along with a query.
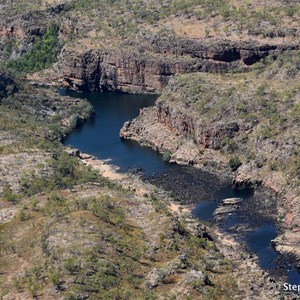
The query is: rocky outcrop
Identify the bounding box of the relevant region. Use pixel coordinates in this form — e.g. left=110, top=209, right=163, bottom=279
left=120, top=61, right=300, bottom=259
left=0, top=10, right=52, bottom=40
left=61, top=47, right=231, bottom=93
left=0, top=6, right=73, bottom=61
left=0, top=2, right=72, bottom=39
left=138, top=35, right=299, bottom=65
left=0, top=25, right=24, bottom=38
left=61, top=40, right=299, bottom=93
left=121, top=101, right=240, bottom=158
left=1, top=2, right=299, bottom=94
left=156, top=101, right=240, bottom=150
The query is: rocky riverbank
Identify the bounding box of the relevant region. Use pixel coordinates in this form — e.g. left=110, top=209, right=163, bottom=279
left=0, top=139, right=287, bottom=299
left=120, top=51, right=300, bottom=261
left=0, top=1, right=299, bottom=298
left=0, top=70, right=289, bottom=299
left=0, top=72, right=94, bottom=195
left=63, top=148, right=292, bottom=299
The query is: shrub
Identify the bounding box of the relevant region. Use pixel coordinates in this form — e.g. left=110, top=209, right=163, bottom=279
left=64, top=257, right=80, bottom=275
left=48, top=268, right=61, bottom=288
left=228, top=156, right=242, bottom=171
left=2, top=183, right=19, bottom=203
left=162, top=151, right=172, bottom=162
left=17, top=206, right=30, bottom=221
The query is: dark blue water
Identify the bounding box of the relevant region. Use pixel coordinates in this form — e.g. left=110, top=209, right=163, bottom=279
left=246, top=225, right=300, bottom=285
left=246, top=224, right=278, bottom=269
left=62, top=90, right=170, bottom=176
left=192, top=187, right=300, bottom=284
left=62, top=89, right=300, bottom=286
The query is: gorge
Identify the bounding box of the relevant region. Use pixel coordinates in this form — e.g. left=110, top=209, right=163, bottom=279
left=63, top=88, right=300, bottom=287
left=0, top=0, right=299, bottom=298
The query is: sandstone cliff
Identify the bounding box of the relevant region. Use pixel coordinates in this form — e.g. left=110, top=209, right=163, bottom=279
left=61, top=40, right=299, bottom=93
left=2, top=0, right=299, bottom=94
left=120, top=51, right=300, bottom=257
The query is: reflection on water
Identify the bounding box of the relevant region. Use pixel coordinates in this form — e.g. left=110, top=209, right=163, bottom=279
left=246, top=224, right=278, bottom=269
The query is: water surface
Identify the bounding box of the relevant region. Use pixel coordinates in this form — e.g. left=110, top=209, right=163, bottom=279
left=62, top=89, right=300, bottom=286
left=62, top=90, right=170, bottom=176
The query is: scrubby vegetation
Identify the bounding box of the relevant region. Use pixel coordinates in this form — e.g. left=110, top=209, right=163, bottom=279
left=0, top=71, right=18, bottom=100
left=156, top=50, right=300, bottom=193
left=20, top=151, right=111, bottom=196
left=228, top=156, right=242, bottom=171
left=0, top=179, right=243, bottom=299
left=3, top=0, right=300, bottom=38
left=7, top=24, right=60, bottom=73
left=60, top=0, right=300, bottom=46
left=1, top=0, right=299, bottom=71
left=0, top=71, right=249, bottom=299
left=0, top=74, right=93, bottom=146
left=0, top=0, right=299, bottom=298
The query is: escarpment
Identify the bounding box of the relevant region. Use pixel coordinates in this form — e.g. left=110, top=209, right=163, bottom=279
left=120, top=100, right=241, bottom=161
left=61, top=39, right=299, bottom=93
left=1, top=0, right=299, bottom=94
left=155, top=101, right=240, bottom=150
left=120, top=54, right=300, bottom=257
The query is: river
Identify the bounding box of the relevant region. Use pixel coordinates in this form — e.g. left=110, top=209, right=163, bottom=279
left=62, top=89, right=300, bottom=286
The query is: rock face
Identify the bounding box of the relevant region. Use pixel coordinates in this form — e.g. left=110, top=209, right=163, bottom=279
left=156, top=101, right=240, bottom=150
left=0, top=6, right=71, bottom=61
left=61, top=40, right=299, bottom=93
left=0, top=25, right=24, bottom=39
left=0, top=3, right=70, bottom=40
left=120, top=58, right=300, bottom=258
left=120, top=100, right=240, bottom=159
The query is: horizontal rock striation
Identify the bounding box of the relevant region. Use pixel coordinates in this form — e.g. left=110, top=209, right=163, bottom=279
left=61, top=40, right=299, bottom=93
left=156, top=101, right=240, bottom=150
left=61, top=48, right=233, bottom=93
left=121, top=100, right=240, bottom=156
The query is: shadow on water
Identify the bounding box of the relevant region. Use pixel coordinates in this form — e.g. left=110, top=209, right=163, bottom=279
left=61, top=89, right=300, bottom=286
left=246, top=224, right=278, bottom=269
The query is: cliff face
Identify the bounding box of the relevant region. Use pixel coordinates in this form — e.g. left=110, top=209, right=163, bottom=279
left=1, top=0, right=299, bottom=94
left=121, top=104, right=300, bottom=256
left=156, top=102, right=240, bottom=150
left=120, top=101, right=243, bottom=166
left=120, top=53, right=300, bottom=256
left=61, top=40, right=299, bottom=93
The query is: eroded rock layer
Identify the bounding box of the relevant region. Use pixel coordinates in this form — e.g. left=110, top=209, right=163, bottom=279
left=61, top=41, right=299, bottom=93
left=120, top=52, right=300, bottom=257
